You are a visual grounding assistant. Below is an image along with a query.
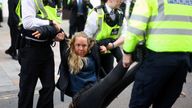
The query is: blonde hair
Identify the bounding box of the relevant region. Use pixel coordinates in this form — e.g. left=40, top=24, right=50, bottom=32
left=68, top=32, right=95, bottom=74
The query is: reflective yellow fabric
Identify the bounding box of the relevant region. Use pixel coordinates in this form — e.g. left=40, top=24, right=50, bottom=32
left=16, top=0, right=62, bottom=26
left=123, top=0, right=192, bottom=53
left=34, top=0, right=62, bottom=24
left=94, top=9, right=120, bottom=41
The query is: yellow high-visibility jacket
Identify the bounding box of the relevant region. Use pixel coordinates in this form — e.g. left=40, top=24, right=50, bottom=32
left=15, top=0, right=61, bottom=26
left=123, top=0, right=192, bottom=53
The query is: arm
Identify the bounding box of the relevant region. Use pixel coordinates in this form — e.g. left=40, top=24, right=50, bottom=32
left=84, top=10, right=98, bottom=38
left=107, top=36, right=125, bottom=50
left=122, top=0, right=150, bottom=53
left=32, top=25, right=65, bottom=41
left=32, top=25, right=58, bottom=39
left=22, top=0, right=61, bottom=32
left=106, top=18, right=128, bottom=50
left=56, top=49, right=70, bottom=94
left=122, top=0, right=150, bottom=67
left=90, top=44, right=102, bottom=79
left=21, top=0, right=49, bottom=29
left=97, top=38, right=115, bottom=47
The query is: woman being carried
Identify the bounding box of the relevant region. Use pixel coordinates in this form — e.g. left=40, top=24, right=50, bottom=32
left=56, top=32, right=131, bottom=108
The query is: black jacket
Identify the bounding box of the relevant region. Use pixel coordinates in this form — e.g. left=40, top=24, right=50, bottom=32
left=67, top=0, right=93, bottom=18
left=34, top=25, right=59, bottom=40
left=22, top=25, right=59, bottom=40
left=56, top=41, right=101, bottom=98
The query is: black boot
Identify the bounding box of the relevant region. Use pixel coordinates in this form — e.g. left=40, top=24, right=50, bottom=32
left=5, top=49, right=18, bottom=60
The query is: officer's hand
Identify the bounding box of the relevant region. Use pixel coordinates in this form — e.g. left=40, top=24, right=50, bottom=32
left=54, top=32, right=65, bottom=41
left=123, top=54, right=133, bottom=68
left=107, top=43, right=114, bottom=50
left=100, top=45, right=108, bottom=53
left=32, top=31, right=41, bottom=39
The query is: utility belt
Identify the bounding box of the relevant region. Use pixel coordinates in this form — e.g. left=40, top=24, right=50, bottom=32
left=24, top=38, right=51, bottom=47
left=19, top=29, right=52, bottom=48
left=132, top=41, right=146, bottom=62
left=145, top=48, right=190, bottom=56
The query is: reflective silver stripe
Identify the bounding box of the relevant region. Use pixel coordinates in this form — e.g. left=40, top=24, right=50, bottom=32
left=25, top=36, right=48, bottom=42
left=94, top=8, right=103, bottom=37
left=36, top=0, right=48, bottom=18
left=128, top=26, right=145, bottom=36
left=95, top=18, right=102, bottom=36
left=149, top=28, right=192, bottom=35
left=151, top=0, right=192, bottom=22
left=130, top=15, right=149, bottom=23
left=96, top=8, right=103, bottom=27
left=151, top=15, right=192, bottom=22
left=150, top=0, right=164, bottom=22
left=158, top=0, right=164, bottom=14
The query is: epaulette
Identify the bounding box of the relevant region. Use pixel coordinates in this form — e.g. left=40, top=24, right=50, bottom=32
left=94, top=5, right=104, bottom=13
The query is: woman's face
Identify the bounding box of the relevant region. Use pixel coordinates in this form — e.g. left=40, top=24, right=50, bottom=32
left=74, top=36, right=89, bottom=57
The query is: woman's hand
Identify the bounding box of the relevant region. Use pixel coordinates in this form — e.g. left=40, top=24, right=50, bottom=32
left=100, top=45, right=108, bottom=53
left=107, top=42, right=114, bottom=50
left=54, top=32, right=65, bottom=41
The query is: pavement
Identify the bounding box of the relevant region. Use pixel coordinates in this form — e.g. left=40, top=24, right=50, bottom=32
left=0, top=18, right=192, bottom=108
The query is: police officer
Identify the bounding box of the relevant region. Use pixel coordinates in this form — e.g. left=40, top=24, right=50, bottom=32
left=84, top=0, right=124, bottom=77
left=106, top=0, right=135, bottom=52
left=122, top=0, right=192, bottom=107
left=18, top=0, right=65, bottom=108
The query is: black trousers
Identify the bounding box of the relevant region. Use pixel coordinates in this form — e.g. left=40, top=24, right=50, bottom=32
left=18, top=45, right=55, bottom=108
left=0, top=8, right=3, bottom=22
left=129, top=49, right=189, bottom=108
left=189, top=53, right=192, bottom=72
left=69, top=14, right=86, bottom=38
left=72, top=60, right=135, bottom=108
left=7, top=23, right=20, bottom=54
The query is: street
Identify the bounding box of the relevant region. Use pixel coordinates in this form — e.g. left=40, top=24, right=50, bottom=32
left=0, top=19, right=192, bottom=108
